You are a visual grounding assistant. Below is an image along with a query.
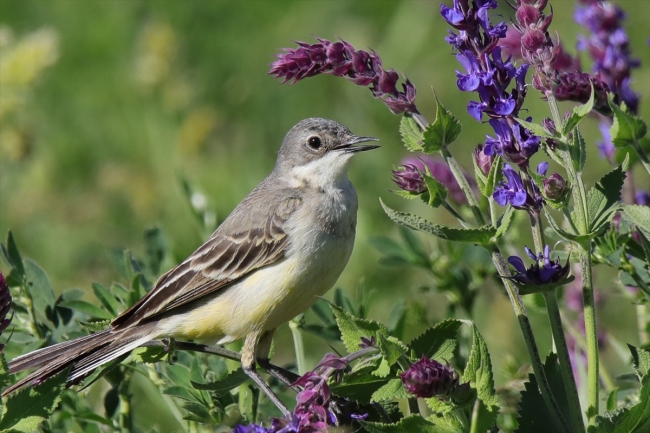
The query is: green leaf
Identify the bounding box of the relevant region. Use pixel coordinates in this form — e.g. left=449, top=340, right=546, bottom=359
left=144, top=226, right=166, bottom=276
left=570, top=128, right=587, bottom=172
left=329, top=302, right=387, bottom=354
left=586, top=155, right=629, bottom=233
left=381, top=199, right=496, bottom=244
left=78, top=319, right=111, bottom=333
left=24, top=259, right=55, bottom=312
left=130, top=346, right=168, bottom=364
left=400, top=116, right=424, bottom=152
left=370, top=379, right=409, bottom=402
left=3, top=231, right=25, bottom=278
left=589, top=374, right=650, bottom=433
left=191, top=368, right=247, bottom=393
left=462, top=323, right=498, bottom=433
left=495, top=205, right=515, bottom=238
left=422, top=100, right=462, bottom=153
left=543, top=208, right=592, bottom=244
left=606, top=388, right=619, bottom=413
left=91, top=283, right=120, bottom=317
left=181, top=402, right=212, bottom=423
left=378, top=334, right=408, bottom=367
left=628, top=344, right=650, bottom=379
left=481, top=155, right=502, bottom=198
left=563, top=85, right=595, bottom=136
left=0, top=369, right=67, bottom=432
left=163, top=386, right=200, bottom=403
left=58, top=300, right=113, bottom=320
left=622, top=204, right=650, bottom=239
left=609, top=96, right=648, bottom=148
left=362, top=415, right=460, bottom=433
left=330, top=367, right=390, bottom=402
left=515, top=118, right=557, bottom=139
left=516, top=353, right=571, bottom=433
left=422, top=172, right=448, bottom=208
left=409, top=319, right=462, bottom=361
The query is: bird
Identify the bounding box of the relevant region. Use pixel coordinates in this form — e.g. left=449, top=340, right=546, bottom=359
left=4, top=118, right=379, bottom=417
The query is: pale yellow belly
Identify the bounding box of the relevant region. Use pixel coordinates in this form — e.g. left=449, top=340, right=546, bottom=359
left=159, top=239, right=350, bottom=344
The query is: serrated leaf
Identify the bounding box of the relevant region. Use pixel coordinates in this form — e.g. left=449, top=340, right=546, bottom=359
left=0, top=368, right=67, bottom=432
left=163, top=385, right=200, bottom=403
left=58, top=300, right=113, bottom=320
left=622, top=204, right=650, bottom=239
left=609, top=96, right=648, bottom=148
left=381, top=199, right=496, bottom=244
left=78, top=319, right=110, bottom=333
left=91, top=283, right=120, bottom=317
left=362, top=414, right=460, bottom=433
left=586, top=155, right=629, bottom=233
left=372, top=358, right=391, bottom=378
left=130, top=346, right=167, bottom=364
left=628, top=344, right=650, bottom=379
left=422, top=100, right=461, bottom=153
left=330, top=368, right=390, bottom=402
left=543, top=208, right=592, bottom=244
left=563, top=85, right=595, bottom=136
left=515, top=118, right=556, bottom=139
left=589, top=374, right=650, bottom=433
left=422, top=172, right=448, bottom=208
left=392, top=189, right=422, bottom=200
left=462, top=324, right=498, bottom=432
left=409, top=319, right=462, bottom=361
left=495, top=205, right=515, bottom=238
left=377, top=335, right=408, bottom=367
left=570, top=128, right=587, bottom=172
left=400, top=116, right=424, bottom=152
left=329, top=302, right=387, bottom=354
left=191, top=368, right=247, bottom=393
left=370, top=379, right=409, bottom=402
left=182, top=402, right=212, bottom=422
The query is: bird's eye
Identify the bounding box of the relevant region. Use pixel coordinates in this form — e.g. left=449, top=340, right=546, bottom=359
left=307, top=136, right=322, bottom=150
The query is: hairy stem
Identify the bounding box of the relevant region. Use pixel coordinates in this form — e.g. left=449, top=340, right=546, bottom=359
left=579, top=246, right=600, bottom=424
left=290, top=316, right=307, bottom=375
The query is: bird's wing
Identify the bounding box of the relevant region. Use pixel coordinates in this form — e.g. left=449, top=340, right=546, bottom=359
left=111, top=192, right=303, bottom=330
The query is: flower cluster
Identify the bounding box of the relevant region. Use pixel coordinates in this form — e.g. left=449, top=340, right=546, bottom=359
left=233, top=353, right=363, bottom=433
left=441, top=0, right=545, bottom=212
left=392, top=155, right=476, bottom=203
left=575, top=0, right=640, bottom=113
left=269, top=38, right=417, bottom=114
left=400, top=356, right=458, bottom=398
left=0, top=271, right=11, bottom=352
left=507, top=245, right=570, bottom=286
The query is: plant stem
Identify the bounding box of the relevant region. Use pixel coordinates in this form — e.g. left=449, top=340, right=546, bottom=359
left=118, top=370, right=133, bottom=433
left=290, top=316, right=306, bottom=375
left=525, top=200, right=585, bottom=433
left=629, top=139, right=650, bottom=176
left=441, top=200, right=470, bottom=227
left=579, top=246, right=600, bottom=424
left=411, top=112, right=568, bottom=432
left=637, top=304, right=649, bottom=346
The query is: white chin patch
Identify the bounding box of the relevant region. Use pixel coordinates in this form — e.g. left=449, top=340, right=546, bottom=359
left=290, top=151, right=353, bottom=188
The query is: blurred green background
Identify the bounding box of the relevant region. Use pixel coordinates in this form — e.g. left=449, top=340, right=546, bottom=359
left=0, top=0, right=649, bottom=427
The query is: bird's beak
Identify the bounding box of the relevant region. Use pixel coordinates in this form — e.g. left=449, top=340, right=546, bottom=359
left=334, top=135, right=380, bottom=153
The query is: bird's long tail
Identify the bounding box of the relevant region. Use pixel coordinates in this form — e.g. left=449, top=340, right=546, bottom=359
left=3, top=324, right=156, bottom=396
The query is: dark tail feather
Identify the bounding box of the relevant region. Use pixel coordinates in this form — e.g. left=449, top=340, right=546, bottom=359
left=3, top=325, right=155, bottom=396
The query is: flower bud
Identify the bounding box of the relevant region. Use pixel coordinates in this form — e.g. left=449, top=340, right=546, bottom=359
left=392, top=163, right=425, bottom=194
left=516, top=4, right=540, bottom=26
left=473, top=144, right=494, bottom=175
left=521, top=29, right=547, bottom=52
left=400, top=357, right=458, bottom=398
left=543, top=173, right=568, bottom=200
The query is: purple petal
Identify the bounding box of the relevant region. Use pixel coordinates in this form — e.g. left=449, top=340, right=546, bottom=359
left=493, top=187, right=509, bottom=206
left=537, top=162, right=549, bottom=176
left=508, top=256, right=527, bottom=273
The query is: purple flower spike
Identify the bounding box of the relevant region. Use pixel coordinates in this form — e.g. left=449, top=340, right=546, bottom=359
left=508, top=245, right=571, bottom=286
left=400, top=356, right=458, bottom=398
left=270, top=38, right=418, bottom=115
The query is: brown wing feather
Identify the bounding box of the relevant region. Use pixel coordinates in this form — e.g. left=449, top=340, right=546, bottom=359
left=111, top=193, right=302, bottom=330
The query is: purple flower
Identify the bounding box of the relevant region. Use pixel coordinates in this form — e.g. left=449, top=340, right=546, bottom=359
left=0, top=271, right=11, bottom=351
left=395, top=155, right=477, bottom=204
left=636, top=191, right=650, bottom=206
left=484, top=118, right=541, bottom=165
left=359, top=336, right=376, bottom=349
left=473, top=143, right=494, bottom=175
left=400, top=356, right=458, bottom=398
left=537, top=162, right=549, bottom=176
left=596, top=121, right=615, bottom=160
left=493, top=164, right=527, bottom=207
left=554, top=71, right=611, bottom=115
left=575, top=0, right=640, bottom=113
left=508, top=245, right=570, bottom=286
left=270, top=38, right=418, bottom=115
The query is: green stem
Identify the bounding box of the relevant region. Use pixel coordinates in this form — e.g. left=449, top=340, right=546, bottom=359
left=579, top=246, right=600, bottom=424
left=637, top=304, right=649, bottom=346
left=629, top=139, right=650, bottom=176
left=289, top=316, right=306, bottom=375
left=411, top=112, right=568, bottom=432
left=441, top=200, right=470, bottom=227
left=118, top=370, right=133, bottom=433
left=469, top=400, right=480, bottom=433
left=524, top=199, right=584, bottom=432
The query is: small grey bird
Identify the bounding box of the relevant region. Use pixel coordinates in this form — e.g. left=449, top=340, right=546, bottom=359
left=5, top=118, right=378, bottom=416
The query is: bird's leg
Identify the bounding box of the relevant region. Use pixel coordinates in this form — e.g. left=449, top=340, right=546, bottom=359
left=242, top=332, right=292, bottom=419
left=255, top=329, right=300, bottom=390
